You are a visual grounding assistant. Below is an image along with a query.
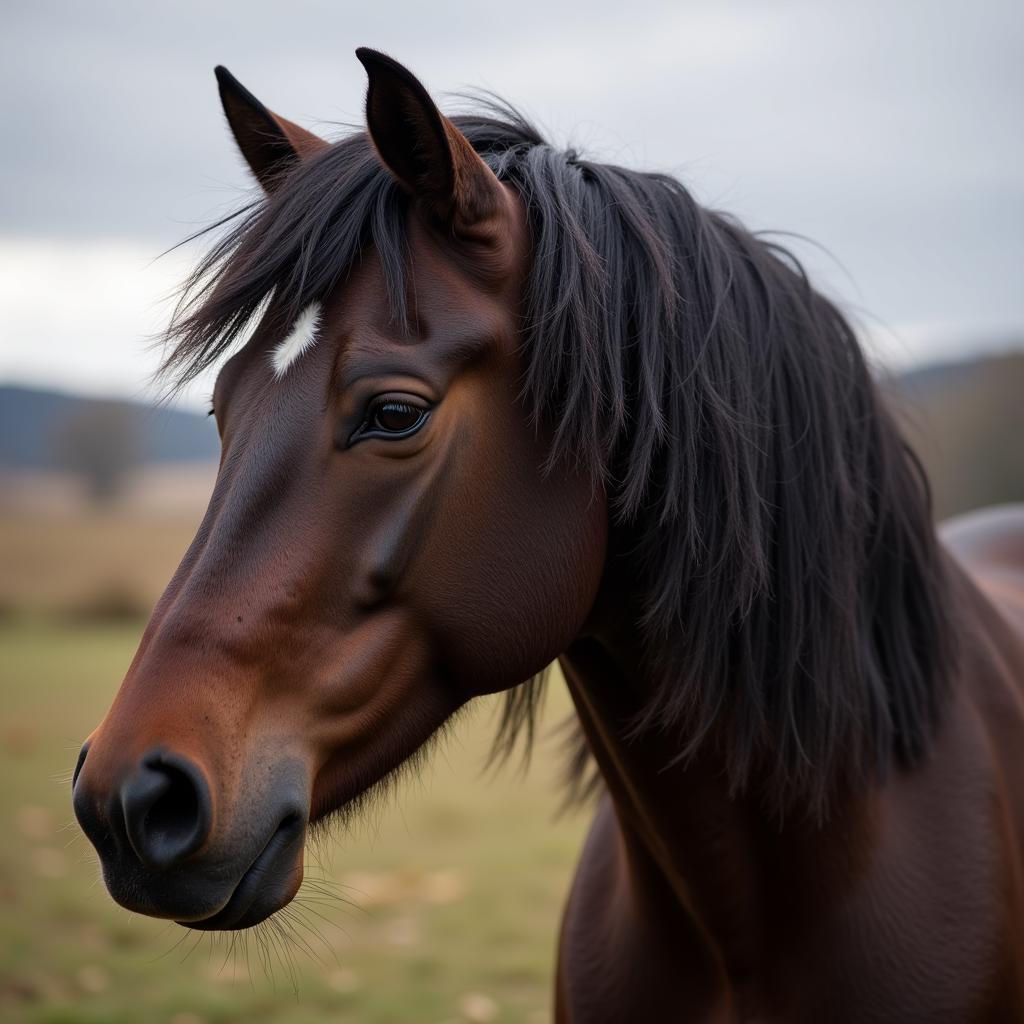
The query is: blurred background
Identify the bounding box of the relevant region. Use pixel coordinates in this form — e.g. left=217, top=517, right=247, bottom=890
left=1, top=2, right=1021, bottom=1022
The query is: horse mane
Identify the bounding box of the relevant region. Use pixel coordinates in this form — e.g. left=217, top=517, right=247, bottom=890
left=163, top=98, right=955, bottom=815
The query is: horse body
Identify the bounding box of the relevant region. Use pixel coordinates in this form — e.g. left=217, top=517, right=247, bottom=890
left=558, top=525, right=1024, bottom=1021
left=70, top=50, right=1024, bottom=1021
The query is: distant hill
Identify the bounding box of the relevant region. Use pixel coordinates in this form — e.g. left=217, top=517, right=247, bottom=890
left=2, top=350, right=1021, bottom=517
left=0, top=385, right=219, bottom=469
left=884, top=350, right=1024, bottom=518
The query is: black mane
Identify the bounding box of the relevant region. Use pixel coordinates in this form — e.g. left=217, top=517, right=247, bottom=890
left=164, top=100, right=954, bottom=814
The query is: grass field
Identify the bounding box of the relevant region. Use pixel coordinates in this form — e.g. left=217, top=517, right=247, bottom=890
left=0, top=508, right=207, bottom=615
left=0, top=578, right=589, bottom=1023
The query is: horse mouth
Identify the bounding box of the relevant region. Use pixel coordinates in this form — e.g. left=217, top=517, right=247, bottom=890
left=184, top=812, right=305, bottom=931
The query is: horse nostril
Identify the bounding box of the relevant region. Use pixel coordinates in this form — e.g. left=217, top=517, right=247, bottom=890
left=120, top=750, right=212, bottom=871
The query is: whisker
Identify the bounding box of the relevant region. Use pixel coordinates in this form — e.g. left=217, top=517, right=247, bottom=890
left=217, top=928, right=240, bottom=978
left=266, top=918, right=299, bottom=995
left=275, top=909, right=324, bottom=966
left=269, top=916, right=301, bottom=995
left=285, top=905, right=339, bottom=965
left=242, top=927, right=254, bottom=990
left=149, top=925, right=193, bottom=964
left=289, top=898, right=349, bottom=935
left=252, top=922, right=272, bottom=983
left=178, top=929, right=205, bottom=966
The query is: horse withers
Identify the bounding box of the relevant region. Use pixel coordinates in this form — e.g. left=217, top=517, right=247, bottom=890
left=72, top=49, right=1024, bottom=1022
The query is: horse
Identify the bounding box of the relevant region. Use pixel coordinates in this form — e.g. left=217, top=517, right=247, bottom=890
left=71, top=49, right=1024, bottom=1022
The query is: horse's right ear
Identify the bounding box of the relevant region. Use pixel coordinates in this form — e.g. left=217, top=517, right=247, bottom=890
left=355, top=48, right=506, bottom=242
left=215, top=66, right=328, bottom=193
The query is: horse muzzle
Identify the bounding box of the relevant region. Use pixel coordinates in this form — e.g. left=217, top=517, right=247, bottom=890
left=72, top=741, right=308, bottom=930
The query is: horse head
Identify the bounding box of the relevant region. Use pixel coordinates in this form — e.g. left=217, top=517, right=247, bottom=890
left=72, top=50, right=607, bottom=929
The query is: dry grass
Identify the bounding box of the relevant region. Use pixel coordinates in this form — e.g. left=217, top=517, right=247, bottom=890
left=0, top=511, right=199, bottom=616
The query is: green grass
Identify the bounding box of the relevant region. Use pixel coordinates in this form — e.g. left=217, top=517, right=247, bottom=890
left=0, top=620, right=588, bottom=1024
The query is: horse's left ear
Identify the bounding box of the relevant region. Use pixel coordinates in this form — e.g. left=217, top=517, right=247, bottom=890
left=355, top=48, right=506, bottom=241
left=215, top=66, right=328, bottom=193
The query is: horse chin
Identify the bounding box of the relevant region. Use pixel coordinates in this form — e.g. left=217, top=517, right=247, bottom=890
left=184, top=813, right=306, bottom=931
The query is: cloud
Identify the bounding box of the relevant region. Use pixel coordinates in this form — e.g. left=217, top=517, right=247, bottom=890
left=0, top=238, right=208, bottom=403
left=1, top=0, right=1022, bottom=397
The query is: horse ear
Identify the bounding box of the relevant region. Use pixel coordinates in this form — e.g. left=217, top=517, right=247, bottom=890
left=214, top=66, right=328, bottom=193
left=355, top=48, right=504, bottom=238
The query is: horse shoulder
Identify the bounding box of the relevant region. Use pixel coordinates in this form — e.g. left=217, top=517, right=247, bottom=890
left=929, top=503, right=1024, bottom=1016
left=830, top=679, right=1023, bottom=1021
left=941, top=503, right=1024, bottom=860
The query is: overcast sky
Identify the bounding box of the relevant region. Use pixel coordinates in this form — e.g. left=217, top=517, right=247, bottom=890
left=1, top=0, right=1021, bottom=408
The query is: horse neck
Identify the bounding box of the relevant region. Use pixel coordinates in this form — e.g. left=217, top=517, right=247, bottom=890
left=560, top=630, right=877, bottom=982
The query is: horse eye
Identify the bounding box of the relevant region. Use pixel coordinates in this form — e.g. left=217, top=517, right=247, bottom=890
left=371, top=401, right=423, bottom=433
left=350, top=397, right=431, bottom=445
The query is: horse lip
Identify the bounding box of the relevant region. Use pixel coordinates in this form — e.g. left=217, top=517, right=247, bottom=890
left=181, top=811, right=305, bottom=931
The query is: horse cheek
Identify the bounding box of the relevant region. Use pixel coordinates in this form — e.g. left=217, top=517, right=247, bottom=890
left=432, top=464, right=607, bottom=697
